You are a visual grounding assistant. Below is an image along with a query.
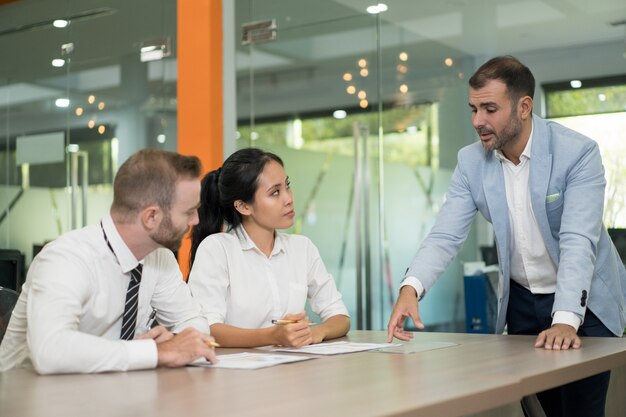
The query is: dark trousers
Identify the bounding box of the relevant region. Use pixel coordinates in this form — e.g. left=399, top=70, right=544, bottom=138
left=507, top=280, right=614, bottom=417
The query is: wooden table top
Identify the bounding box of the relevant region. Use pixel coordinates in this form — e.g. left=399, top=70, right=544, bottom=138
left=2, top=331, right=626, bottom=417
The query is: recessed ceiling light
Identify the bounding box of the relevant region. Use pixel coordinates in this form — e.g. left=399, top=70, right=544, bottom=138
left=55, top=98, right=70, bottom=108
left=51, top=59, right=65, bottom=67
left=53, top=19, right=69, bottom=28
left=333, top=110, right=347, bottom=119
left=366, top=3, right=388, bottom=14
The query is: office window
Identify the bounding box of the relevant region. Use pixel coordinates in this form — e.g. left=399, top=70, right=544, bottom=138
left=545, top=76, right=626, bottom=227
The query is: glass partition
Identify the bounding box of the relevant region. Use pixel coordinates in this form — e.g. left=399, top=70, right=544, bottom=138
left=235, top=1, right=471, bottom=330
left=0, top=1, right=177, bottom=277
left=235, top=0, right=626, bottom=331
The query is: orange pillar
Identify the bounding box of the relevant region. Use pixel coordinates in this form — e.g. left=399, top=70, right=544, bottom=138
left=177, top=0, right=224, bottom=278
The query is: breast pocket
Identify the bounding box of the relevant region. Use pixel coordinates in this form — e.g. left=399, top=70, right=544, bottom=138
left=545, top=191, right=564, bottom=233
left=286, top=282, right=308, bottom=314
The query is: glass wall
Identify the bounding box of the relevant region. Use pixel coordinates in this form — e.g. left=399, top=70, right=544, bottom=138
left=2, top=0, right=626, bottom=331
left=234, top=0, right=626, bottom=331
left=0, top=0, right=177, bottom=275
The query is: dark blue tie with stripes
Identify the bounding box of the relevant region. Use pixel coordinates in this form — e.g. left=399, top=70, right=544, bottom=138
left=100, top=221, right=143, bottom=340
left=120, top=264, right=143, bottom=340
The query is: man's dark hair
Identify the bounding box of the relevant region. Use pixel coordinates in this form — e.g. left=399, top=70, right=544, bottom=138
left=469, top=55, right=535, bottom=102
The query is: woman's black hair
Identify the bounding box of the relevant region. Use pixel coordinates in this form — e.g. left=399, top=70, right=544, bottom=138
left=189, top=147, right=283, bottom=271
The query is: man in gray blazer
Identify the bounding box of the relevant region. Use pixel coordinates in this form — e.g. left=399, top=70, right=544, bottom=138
left=387, top=56, right=626, bottom=417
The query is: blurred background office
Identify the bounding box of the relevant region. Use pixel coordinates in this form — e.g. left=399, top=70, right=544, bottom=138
left=1, top=0, right=626, bottom=332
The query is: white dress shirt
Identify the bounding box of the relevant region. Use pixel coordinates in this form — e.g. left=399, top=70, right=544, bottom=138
left=0, top=214, right=208, bottom=374
left=403, top=124, right=579, bottom=330
left=188, top=226, right=349, bottom=329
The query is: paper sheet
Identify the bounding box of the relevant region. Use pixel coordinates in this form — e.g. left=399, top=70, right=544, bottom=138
left=190, top=352, right=315, bottom=369
left=266, top=341, right=400, bottom=355
left=377, top=341, right=458, bottom=354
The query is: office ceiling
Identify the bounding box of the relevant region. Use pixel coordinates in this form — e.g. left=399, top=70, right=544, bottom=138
left=0, top=0, right=625, bottom=123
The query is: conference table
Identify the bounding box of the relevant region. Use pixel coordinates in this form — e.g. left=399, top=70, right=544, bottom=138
left=1, top=330, right=626, bottom=417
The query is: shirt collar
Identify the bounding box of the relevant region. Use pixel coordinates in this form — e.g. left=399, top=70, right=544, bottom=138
left=494, top=120, right=534, bottom=164
left=233, top=225, right=285, bottom=257
left=102, top=214, right=141, bottom=273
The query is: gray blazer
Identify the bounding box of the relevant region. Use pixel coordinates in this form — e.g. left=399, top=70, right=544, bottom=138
left=406, top=114, right=626, bottom=336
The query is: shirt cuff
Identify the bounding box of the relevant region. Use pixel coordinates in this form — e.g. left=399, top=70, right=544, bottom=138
left=400, top=276, right=425, bottom=300
left=552, top=311, right=581, bottom=332
left=125, top=339, right=158, bottom=371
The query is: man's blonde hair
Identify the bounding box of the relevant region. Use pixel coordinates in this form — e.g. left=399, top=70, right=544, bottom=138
left=111, top=149, right=202, bottom=221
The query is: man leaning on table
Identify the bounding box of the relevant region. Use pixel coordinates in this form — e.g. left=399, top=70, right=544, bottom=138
left=387, top=56, right=626, bottom=417
left=0, top=149, right=218, bottom=374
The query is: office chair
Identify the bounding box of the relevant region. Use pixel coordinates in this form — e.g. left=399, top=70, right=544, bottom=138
left=0, top=286, right=19, bottom=344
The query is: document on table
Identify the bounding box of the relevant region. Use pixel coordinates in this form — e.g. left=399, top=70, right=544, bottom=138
left=190, top=352, right=315, bottom=370
left=265, top=341, right=400, bottom=355
left=378, top=341, right=458, bottom=354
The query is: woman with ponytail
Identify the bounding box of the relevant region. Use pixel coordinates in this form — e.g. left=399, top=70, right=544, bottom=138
left=188, top=148, right=349, bottom=348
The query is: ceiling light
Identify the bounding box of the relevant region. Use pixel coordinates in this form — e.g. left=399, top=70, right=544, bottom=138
left=358, top=59, right=367, bottom=68
left=51, top=59, right=65, bottom=67
left=358, top=91, right=367, bottom=99
left=360, top=68, right=369, bottom=77
left=366, top=3, right=388, bottom=14
left=75, top=107, right=83, bottom=116
left=333, top=110, right=347, bottom=119
left=53, top=19, right=69, bottom=28
left=88, top=95, right=95, bottom=104
left=343, top=73, right=352, bottom=81
left=55, top=98, right=70, bottom=108
left=98, top=125, right=106, bottom=134
left=157, top=134, right=166, bottom=143
left=570, top=80, right=582, bottom=88
left=346, top=85, right=356, bottom=94
left=444, top=57, right=454, bottom=67
left=399, top=84, right=408, bottom=93
left=399, top=52, right=408, bottom=61
left=359, top=99, right=369, bottom=109
left=98, top=102, right=105, bottom=110
left=88, top=120, right=95, bottom=129
left=140, top=38, right=171, bottom=62
left=598, top=93, right=607, bottom=101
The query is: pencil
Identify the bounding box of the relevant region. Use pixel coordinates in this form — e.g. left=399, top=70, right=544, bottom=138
left=206, top=341, right=220, bottom=348
left=271, top=319, right=316, bottom=326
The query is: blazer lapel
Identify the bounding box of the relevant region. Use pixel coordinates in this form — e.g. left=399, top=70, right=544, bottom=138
left=482, top=152, right=510, bottom=274
left=529, top=116, right=559, bottom=263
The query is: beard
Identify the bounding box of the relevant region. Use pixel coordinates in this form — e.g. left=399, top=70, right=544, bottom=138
left=477, top=108, right=523, bottom=151
left=150, top=213, right=189, bottom=252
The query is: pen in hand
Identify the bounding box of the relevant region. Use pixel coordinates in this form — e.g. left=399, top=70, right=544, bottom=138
left=206, top=341, right=220, bottom=348
left=272, top=319, right=316, bottom=326
left=145, top=308, right=158, bottom=332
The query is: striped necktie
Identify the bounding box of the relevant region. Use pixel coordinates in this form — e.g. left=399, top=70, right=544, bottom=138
left=120, top=264, right=143, bottom=340
left=100, top=221, right=143, bottom=341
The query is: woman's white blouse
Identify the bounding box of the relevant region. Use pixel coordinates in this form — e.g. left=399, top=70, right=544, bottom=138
left=189, top=226, right=349, bottom=328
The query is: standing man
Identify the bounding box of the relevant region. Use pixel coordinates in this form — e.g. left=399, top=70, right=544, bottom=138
left=0, top=149, right=218, bottom=374
left=387, top=56, right=626, bottom=417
